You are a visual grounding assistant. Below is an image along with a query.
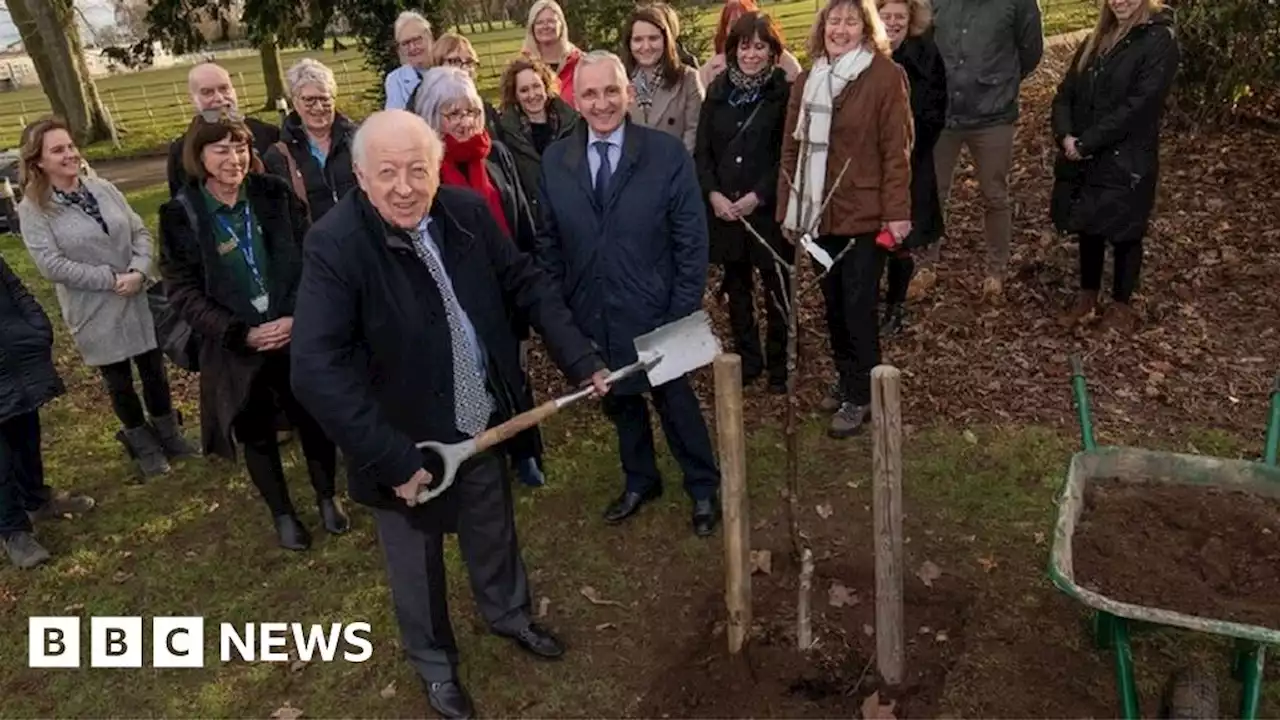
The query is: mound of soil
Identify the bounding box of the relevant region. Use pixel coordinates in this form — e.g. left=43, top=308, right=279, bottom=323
left=1073, top=480, right=1280, bottom=629
left=637, top=555, right=970, bottom=718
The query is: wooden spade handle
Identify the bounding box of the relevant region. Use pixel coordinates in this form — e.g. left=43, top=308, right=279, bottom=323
left=474, top=398, right=561, bottom=453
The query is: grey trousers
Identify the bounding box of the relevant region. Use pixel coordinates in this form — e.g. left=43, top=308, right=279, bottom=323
left=372, top=450, right=532, bottom=683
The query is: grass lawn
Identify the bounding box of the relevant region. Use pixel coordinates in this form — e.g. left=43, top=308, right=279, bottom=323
left=0, top=176, right=1276, bottom=716
left=0, top=0, right=1098, bottom=160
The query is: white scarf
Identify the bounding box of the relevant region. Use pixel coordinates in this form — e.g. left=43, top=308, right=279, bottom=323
left=782, top=47, right=875, bottom=234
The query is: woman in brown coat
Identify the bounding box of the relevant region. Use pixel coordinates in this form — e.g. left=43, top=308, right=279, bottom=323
left=159, top=111, right=347, bottom=552
left=777, top=0, right=913, bottom=438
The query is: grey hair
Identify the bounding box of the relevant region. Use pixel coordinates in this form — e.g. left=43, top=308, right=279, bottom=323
left=394, top=10, right=432, bottom=40
left=350, top=109, right=444, bottom=171
left=285, top=58, right=337, bottom=99
left=412, top=66, right=483, bottom=132
left=573, top=50, right=628, bottom=91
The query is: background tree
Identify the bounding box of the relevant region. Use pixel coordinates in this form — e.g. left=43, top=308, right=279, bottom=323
left=561, top=0, right=709, bottom=61
left=326, top=0, right=446, bottom=107
left=7, top=0, right=115, bottom=144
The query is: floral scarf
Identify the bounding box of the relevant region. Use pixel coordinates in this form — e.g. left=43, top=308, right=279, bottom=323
left=52, top=182, right=108, bottom=235
left=727, top=62, right=773, bottom=107
left=631, top=67, right=660, bottom=109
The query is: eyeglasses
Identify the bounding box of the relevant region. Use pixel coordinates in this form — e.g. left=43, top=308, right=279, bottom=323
left=443, top=57, right=479, bottom=69
left=398, top=35, right=427, bottom=49
left=298, top=95, right=334, bottom=109
left=442, top=108, right=483, bottom=122
left=198, top=107, right=244, bottom=123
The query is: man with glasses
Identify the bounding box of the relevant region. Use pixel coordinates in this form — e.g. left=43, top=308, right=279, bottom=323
left=165, top=62, right=280, bottom=197
left=385, top=11, right=435, bottom=111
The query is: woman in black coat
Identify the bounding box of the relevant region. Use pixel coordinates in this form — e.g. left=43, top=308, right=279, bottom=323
left=497, top=57, right=580, bottom=226
left=262, top=59, right=358, bottom=223
left=0, top=254, right=94, bottom=568
left=158, top=112, right=347, bottom=552
left=877, top=0, right=948, bottom=334
left=695, top=11, right=794, bottom=393
left=1051, top=1, right=1179, bottom=332
left=413, top=66, right=547, bottom=488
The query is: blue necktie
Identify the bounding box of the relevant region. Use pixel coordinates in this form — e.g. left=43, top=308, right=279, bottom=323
left=593, top=141, right=612, bottom=207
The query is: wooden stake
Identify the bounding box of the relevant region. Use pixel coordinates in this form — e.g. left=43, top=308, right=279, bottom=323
left=714, top=354, right=751, bottom=654
left=797, top=547, right=814, bottom=650
left=871, top=365, right=904, bottom=686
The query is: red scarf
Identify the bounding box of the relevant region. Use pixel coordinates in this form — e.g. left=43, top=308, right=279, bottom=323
left=440, top=130, right=511, bottom=237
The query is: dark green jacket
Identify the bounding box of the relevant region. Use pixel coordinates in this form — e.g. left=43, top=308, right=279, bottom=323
left=933, top=0, right=1044, bottom=129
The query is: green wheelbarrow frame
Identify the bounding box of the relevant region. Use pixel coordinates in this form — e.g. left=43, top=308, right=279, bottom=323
left=1048, top=356, right=1280, bottom=718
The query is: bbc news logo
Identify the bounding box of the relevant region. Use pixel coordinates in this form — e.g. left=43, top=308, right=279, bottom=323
left=29, top=617, right=373, bottom=668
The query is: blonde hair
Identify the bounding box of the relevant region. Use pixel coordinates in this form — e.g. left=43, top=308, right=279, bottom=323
left=1076, top=0, right=1163, bottom=72
left=522, top=0, right=573, bottom=60
left=874, top=0, right=933, bottom=37
left=807, top=0, right=893, bottom=60
left=431, top=32, right=477, bottom=67
left=18, top=116, right=73, bottom=209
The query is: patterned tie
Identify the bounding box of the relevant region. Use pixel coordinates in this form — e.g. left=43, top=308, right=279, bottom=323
left=409, top=228, right=493, bottom=436
left=593, top=140, right=612, bottom=208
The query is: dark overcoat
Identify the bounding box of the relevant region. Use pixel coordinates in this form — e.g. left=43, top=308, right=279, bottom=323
left=1050, top=11, right=1180, bottom=244
left=535, top=119, right=709, bottom=396
left=694, top=66, right=792, bottom=267
left=261, top=111, right=359, bottom=222
left=895, top=32, right=949, bottom=249
left=498, top=97, right=580, bottom=225
left=157, top=173, right=309, bottom=461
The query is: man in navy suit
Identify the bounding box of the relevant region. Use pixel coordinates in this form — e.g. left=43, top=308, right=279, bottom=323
left=536, top=50, right=721, bottom=537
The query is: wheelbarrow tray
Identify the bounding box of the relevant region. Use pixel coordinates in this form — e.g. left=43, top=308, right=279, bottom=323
left=1049, top=445, right=1280, bottom=646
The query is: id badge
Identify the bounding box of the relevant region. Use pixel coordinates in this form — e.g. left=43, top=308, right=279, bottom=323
left=250, top=294, right=269, bottom=313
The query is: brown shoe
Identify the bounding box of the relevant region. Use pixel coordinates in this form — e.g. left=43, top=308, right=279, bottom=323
left=1059, top=290, right=1100, bottom=327
left=28, top=492, right=95, bottom=523
left=1098, top=302, right=1139, bottom=333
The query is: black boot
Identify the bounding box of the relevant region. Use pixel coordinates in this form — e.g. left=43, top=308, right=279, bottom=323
left=273, top=514, right=311, bottom=551
left=118, top=425, right=170, bottom=478
left=318, top=496, right=350, bottom=535
left=880, top=303, right=906, bottom=336
left=150, top=412, right=200, bottom=459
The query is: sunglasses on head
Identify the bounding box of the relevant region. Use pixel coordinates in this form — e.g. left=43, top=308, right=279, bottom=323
left=198, top=107, right=244, bottom=123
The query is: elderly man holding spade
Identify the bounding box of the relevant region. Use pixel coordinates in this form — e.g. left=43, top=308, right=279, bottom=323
left=288, top=108, right=610, bottom=719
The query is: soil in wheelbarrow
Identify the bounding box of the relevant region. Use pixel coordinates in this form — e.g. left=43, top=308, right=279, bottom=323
left=1073, top=480, right=1280, bottom=629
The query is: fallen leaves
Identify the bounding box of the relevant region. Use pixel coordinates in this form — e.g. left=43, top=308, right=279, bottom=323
left=379, top=682, right=396, bottom=699
left=916, top=560, right=942, bottom=588
left=270, top=703, right=303, bottom=720
left=977, top=555, right=999, bottom=573
left=750, top=549, right=773, bottom=575
left=579, top=586, right=624, bottom=607
left=827, top=581, right=858, bottom=608
left=537, top=596, right=551, bottom=618
left=815, top=503, right=834, bottom=519
left=861, top=691, right=898, bottom=719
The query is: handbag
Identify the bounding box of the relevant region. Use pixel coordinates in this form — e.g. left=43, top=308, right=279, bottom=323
left=148, top=190, right=203, bottom=373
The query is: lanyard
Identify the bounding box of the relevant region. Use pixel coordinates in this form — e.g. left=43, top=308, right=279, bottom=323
left=215, top=206, right=265, bottom=293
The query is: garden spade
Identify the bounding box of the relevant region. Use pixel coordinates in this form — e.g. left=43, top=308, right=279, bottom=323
left=413, top=309, right=722, bottom=503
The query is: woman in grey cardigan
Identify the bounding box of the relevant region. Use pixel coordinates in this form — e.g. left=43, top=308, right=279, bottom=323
left=17, top=117, right=198, bottom=478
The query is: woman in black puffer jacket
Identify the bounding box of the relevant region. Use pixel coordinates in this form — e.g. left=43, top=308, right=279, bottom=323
left=0, top=254, right=94, bottom=569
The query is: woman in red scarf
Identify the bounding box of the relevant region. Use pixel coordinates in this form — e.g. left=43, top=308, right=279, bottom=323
left=412, top=67, right=546, bottom=487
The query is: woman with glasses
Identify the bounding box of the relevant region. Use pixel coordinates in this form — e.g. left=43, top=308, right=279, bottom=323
left=263, top=59, right=358, bottom=223
left=158, top=111, right=348, bottom=551
left=414, top=67, right=548, bottom=489
left=431, top=32, right=504, bottom=142
left=385, top=11, right=434, bottom=111
left=622, top=5, right=706, bottom=154
left=521, top=0, right=584, bottom=109
left=17, top=116, right=199, bottom=479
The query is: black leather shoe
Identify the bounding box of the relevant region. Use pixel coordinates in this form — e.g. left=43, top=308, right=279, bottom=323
left=425, top=679, right=475, bottom=719
left=692, top=498, right=721, bottom=537
left=603, top=486, right=662, bottom=524
left=318, top=497, right=350, bottom=535
left=273, top=514, right=311, bottom=551
left=505, top=622, right=566, bottom=659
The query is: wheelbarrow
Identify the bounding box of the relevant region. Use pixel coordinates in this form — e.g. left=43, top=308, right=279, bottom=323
left=1048, top=356, right=1280, bottom=718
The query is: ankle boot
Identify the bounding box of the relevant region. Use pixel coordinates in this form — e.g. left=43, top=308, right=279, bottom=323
left=880, top=303, right=905, bottom=336
left=273, top=514, right=311, bottom=551
left=150, top=412, right=200, bottom=459
left=317, top=496, right=350, bottom=535
left=118, top=425, right=170, bottom=478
